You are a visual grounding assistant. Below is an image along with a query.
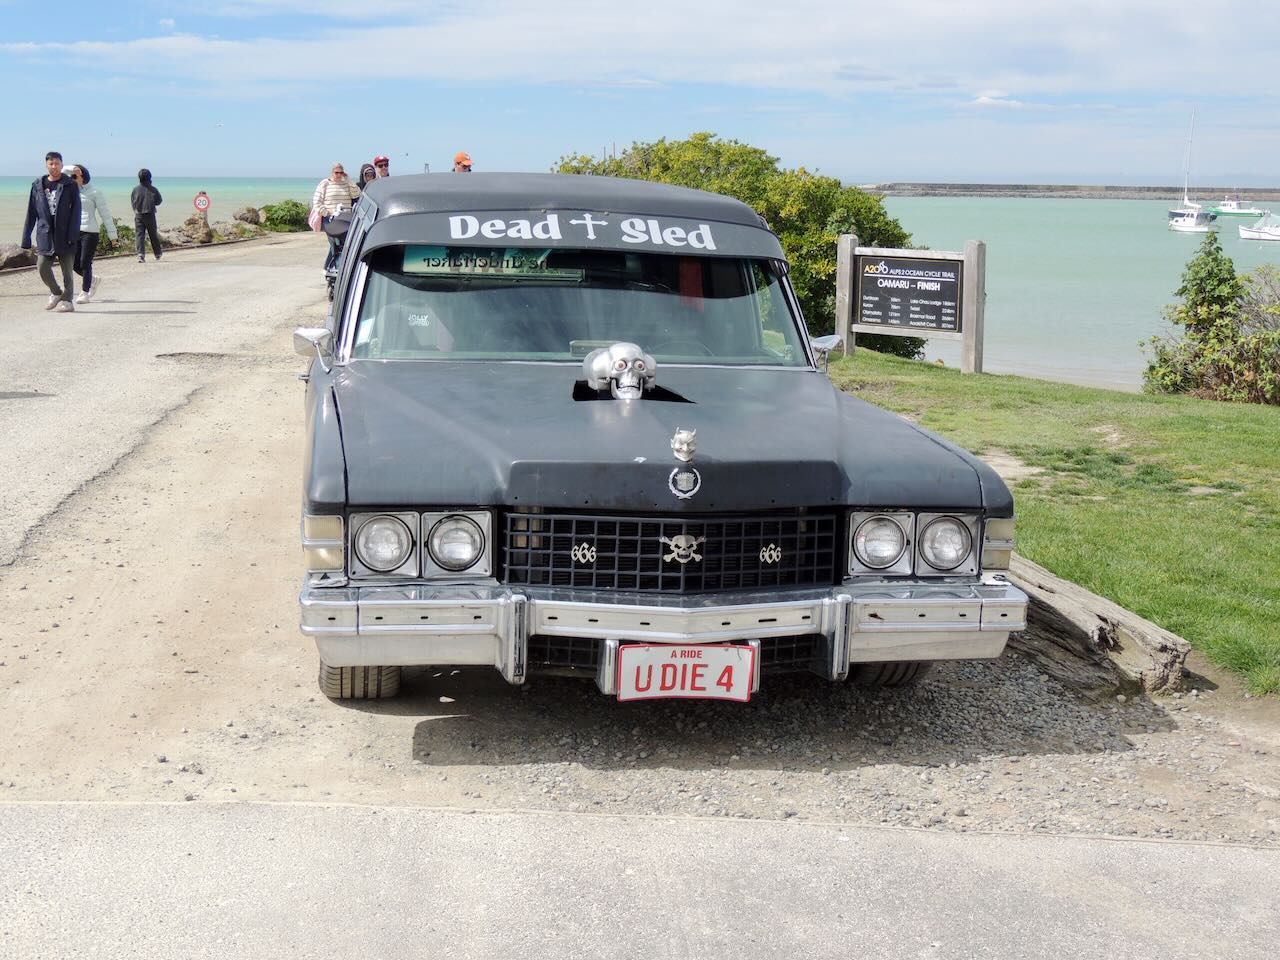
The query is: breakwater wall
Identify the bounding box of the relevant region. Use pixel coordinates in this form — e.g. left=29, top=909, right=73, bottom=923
left=867, top=183, right=1280, bottom=201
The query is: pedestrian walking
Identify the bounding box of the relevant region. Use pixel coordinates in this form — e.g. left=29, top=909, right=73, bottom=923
left=311, top=163, right=361, bottom=271
left=357, top=163, right=377, bottom=191
left=372, top=155, right=391, bottom=177
left=452, top=151, right=472, bottom=172
left=131, top=169, right=163, bottom=263
left=67, top=164, right=117, bottom=303
left=20, top=151, right=81, bottom=313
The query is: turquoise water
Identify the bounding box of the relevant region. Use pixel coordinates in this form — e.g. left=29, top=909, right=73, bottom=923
left=0, top=176, right=316, bottom=236
left=4, top=178, right=1275, bottom=389
left=882, top=196, right=1280, bottom=389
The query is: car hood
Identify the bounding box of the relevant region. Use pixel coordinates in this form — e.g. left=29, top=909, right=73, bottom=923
left=331, top=361, right=1008, bottom=513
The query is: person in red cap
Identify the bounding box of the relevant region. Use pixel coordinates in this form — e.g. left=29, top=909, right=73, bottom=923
left=372, top=155, right=390, bottom=177
left=452, top=151, right=472, bottom=172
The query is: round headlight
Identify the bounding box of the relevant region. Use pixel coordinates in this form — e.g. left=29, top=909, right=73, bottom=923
left=354, top=516, right=414, bottom=573
left=919, top=517, right=971, bottom=571
left=854, top=516, right=907, bottom=569
left=428, top=516, right=484, bottom=571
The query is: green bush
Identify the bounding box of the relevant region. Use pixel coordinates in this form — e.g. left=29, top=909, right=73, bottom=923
left=98, top=218, right=134, bottom=255
left=556, top=133, right=925, bottom=359
left=1144, top=234, right=1280, bottom=405
left=261, top=199, right=309, bottom=232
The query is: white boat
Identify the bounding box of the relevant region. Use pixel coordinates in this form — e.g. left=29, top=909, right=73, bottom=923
left=1238, top=211, right=1280, bottom=241
left=1210, top=195, right=1266, bottom=217
left=1168, top=110, right=1218, bottom=233
left=1168, top=204, right=1217, bottom=233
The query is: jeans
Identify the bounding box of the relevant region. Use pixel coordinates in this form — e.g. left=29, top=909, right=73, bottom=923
left=73, top=231, right=99, bottom=292
left=37, top=252, right=75, bottom=302
left=134, top=212, right=162, bottom=260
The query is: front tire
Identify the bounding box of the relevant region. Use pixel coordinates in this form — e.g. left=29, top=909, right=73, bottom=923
left=319, top=662, right=401, bottom=699
left=853, top=661, right=933, bottom=688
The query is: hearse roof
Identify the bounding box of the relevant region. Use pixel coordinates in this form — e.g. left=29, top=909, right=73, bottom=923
left=361, top=172, right=769, bottom=225
left=357, top=173, right=785, bottom=260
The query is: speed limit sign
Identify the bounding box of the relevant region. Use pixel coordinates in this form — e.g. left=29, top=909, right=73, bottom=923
left=193, top=191, right=210, bottom=212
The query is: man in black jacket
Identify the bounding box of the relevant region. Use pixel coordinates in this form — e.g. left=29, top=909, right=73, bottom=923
left=130, top=168, right=163, bottom=263
left=21, top=151, right=82, bottom=313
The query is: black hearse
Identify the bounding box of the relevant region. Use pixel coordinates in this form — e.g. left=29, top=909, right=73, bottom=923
left=294, top=173, right=1026, bottom=701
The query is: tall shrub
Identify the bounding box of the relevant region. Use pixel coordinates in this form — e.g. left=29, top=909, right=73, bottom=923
left=556, top=133, right=924, bottom=359
left=1145, top=234, right=1280, bottom=404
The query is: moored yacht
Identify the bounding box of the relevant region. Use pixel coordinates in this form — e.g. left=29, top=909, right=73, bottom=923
left=1210, top=195, right=1265, bottom=218
left=1238, top=211, right=1280, bottom=241
left=1168, top=202, right=1217, bottom=233
left=1168, top=111, right=1217, bottom=233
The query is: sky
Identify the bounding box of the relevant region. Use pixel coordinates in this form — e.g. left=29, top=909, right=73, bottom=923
left=3, top=0, right=1278, bottom=185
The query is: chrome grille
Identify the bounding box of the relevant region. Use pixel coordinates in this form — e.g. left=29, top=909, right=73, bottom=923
left=504, top=511, right=838, bottom=594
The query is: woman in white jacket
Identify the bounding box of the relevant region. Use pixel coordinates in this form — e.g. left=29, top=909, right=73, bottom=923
left=68, top=164, right=118, bottom=303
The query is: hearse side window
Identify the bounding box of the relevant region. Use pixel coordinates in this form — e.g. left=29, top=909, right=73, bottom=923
left=350, top=245, right=806, bottom=365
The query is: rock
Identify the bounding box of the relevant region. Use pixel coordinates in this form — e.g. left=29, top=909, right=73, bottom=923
left=182, top=213, right=214, bottom=245
left=233, top=206, right=259, bottom=224
left=157, top=228, right=192, bottom=249
left=0, top=243, right=36, bottom=270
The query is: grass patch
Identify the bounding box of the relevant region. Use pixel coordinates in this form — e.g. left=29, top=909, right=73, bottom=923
left=829, top=351, right=1280, bottom=695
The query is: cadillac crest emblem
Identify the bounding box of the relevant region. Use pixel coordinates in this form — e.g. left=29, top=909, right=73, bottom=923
left=668, top=467, right=702, bottom=500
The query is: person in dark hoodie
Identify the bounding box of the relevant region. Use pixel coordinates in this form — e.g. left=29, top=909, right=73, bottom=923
left=130, top=168, right=163, bottom=263
left=20, top=150, right=82, bottom=313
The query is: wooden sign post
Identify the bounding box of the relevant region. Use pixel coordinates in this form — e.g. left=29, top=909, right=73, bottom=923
left=836, top=233, right=986, bottom=374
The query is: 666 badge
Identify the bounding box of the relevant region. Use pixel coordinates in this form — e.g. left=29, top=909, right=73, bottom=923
left=668, top=466, right=702, bottom=499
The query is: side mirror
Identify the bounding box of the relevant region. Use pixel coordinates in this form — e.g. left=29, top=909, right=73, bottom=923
left=810, top=334, right=844, bottom=373
left=293, top=327, right=333, bottom=358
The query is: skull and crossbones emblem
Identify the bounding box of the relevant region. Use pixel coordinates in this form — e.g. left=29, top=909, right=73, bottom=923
left=661, top=534, right=705, bottom=564
left=583, top=342, right=657, bottom=400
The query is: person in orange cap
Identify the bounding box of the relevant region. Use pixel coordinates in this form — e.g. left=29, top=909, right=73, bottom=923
left=452, top=151, right=472, bottom=172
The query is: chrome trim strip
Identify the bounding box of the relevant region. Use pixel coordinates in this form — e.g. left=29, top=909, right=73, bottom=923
left=747, top=638, right=762, bottom=693
left=596, top=638, right=621, bottom=696
left=828, top=593, right=852, bottom=682
left=503, top=594, right=528, bottom=684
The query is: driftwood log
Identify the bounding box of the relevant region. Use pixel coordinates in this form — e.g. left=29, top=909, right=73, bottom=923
left=1007, top=555, right=1191, bottom=698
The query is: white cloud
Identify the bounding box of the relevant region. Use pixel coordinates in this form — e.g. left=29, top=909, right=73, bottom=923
left=3, top=0, right=1278, bottom=105
left=967, top=94, right=1026, bottom=109
left=158, top=18, right=176, bottom=31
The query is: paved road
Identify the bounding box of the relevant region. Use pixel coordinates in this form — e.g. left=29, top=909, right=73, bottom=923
left=2, top=803, right=1276, bottom=960
left=0, top=235, right=324, bottom=566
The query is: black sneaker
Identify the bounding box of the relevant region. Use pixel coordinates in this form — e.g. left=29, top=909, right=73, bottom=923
left=138, top=255, right=145, bottom=263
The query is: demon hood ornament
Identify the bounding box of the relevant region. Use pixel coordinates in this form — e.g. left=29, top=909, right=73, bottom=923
left=583, top=342, right=656, bottom=400
left=670, top=428, right=696, bottom=462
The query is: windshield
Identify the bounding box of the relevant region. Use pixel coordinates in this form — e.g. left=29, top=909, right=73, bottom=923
left=350, top=245, right=808, bottom=365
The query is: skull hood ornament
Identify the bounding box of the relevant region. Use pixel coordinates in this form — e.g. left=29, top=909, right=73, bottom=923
left=583, top=342, right=656, bottom=400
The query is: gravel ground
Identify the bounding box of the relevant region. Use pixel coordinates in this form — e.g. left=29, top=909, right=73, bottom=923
left=331, top=653, right=1277, bottom=845
left=1, top=237, right=1277, bottom=850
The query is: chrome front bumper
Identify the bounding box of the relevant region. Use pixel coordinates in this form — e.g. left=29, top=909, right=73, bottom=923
left=300, top=578, right=1027, bottom=690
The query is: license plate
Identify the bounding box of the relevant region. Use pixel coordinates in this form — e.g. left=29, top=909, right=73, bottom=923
left=616, top=644, right=756, bottom=702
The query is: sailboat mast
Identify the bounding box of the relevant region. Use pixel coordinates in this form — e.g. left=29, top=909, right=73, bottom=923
left=1182, top=108, right=1196, bottom=206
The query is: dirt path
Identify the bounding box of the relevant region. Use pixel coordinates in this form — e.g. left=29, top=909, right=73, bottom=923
left=0, top=239, right=1277, bottom=845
